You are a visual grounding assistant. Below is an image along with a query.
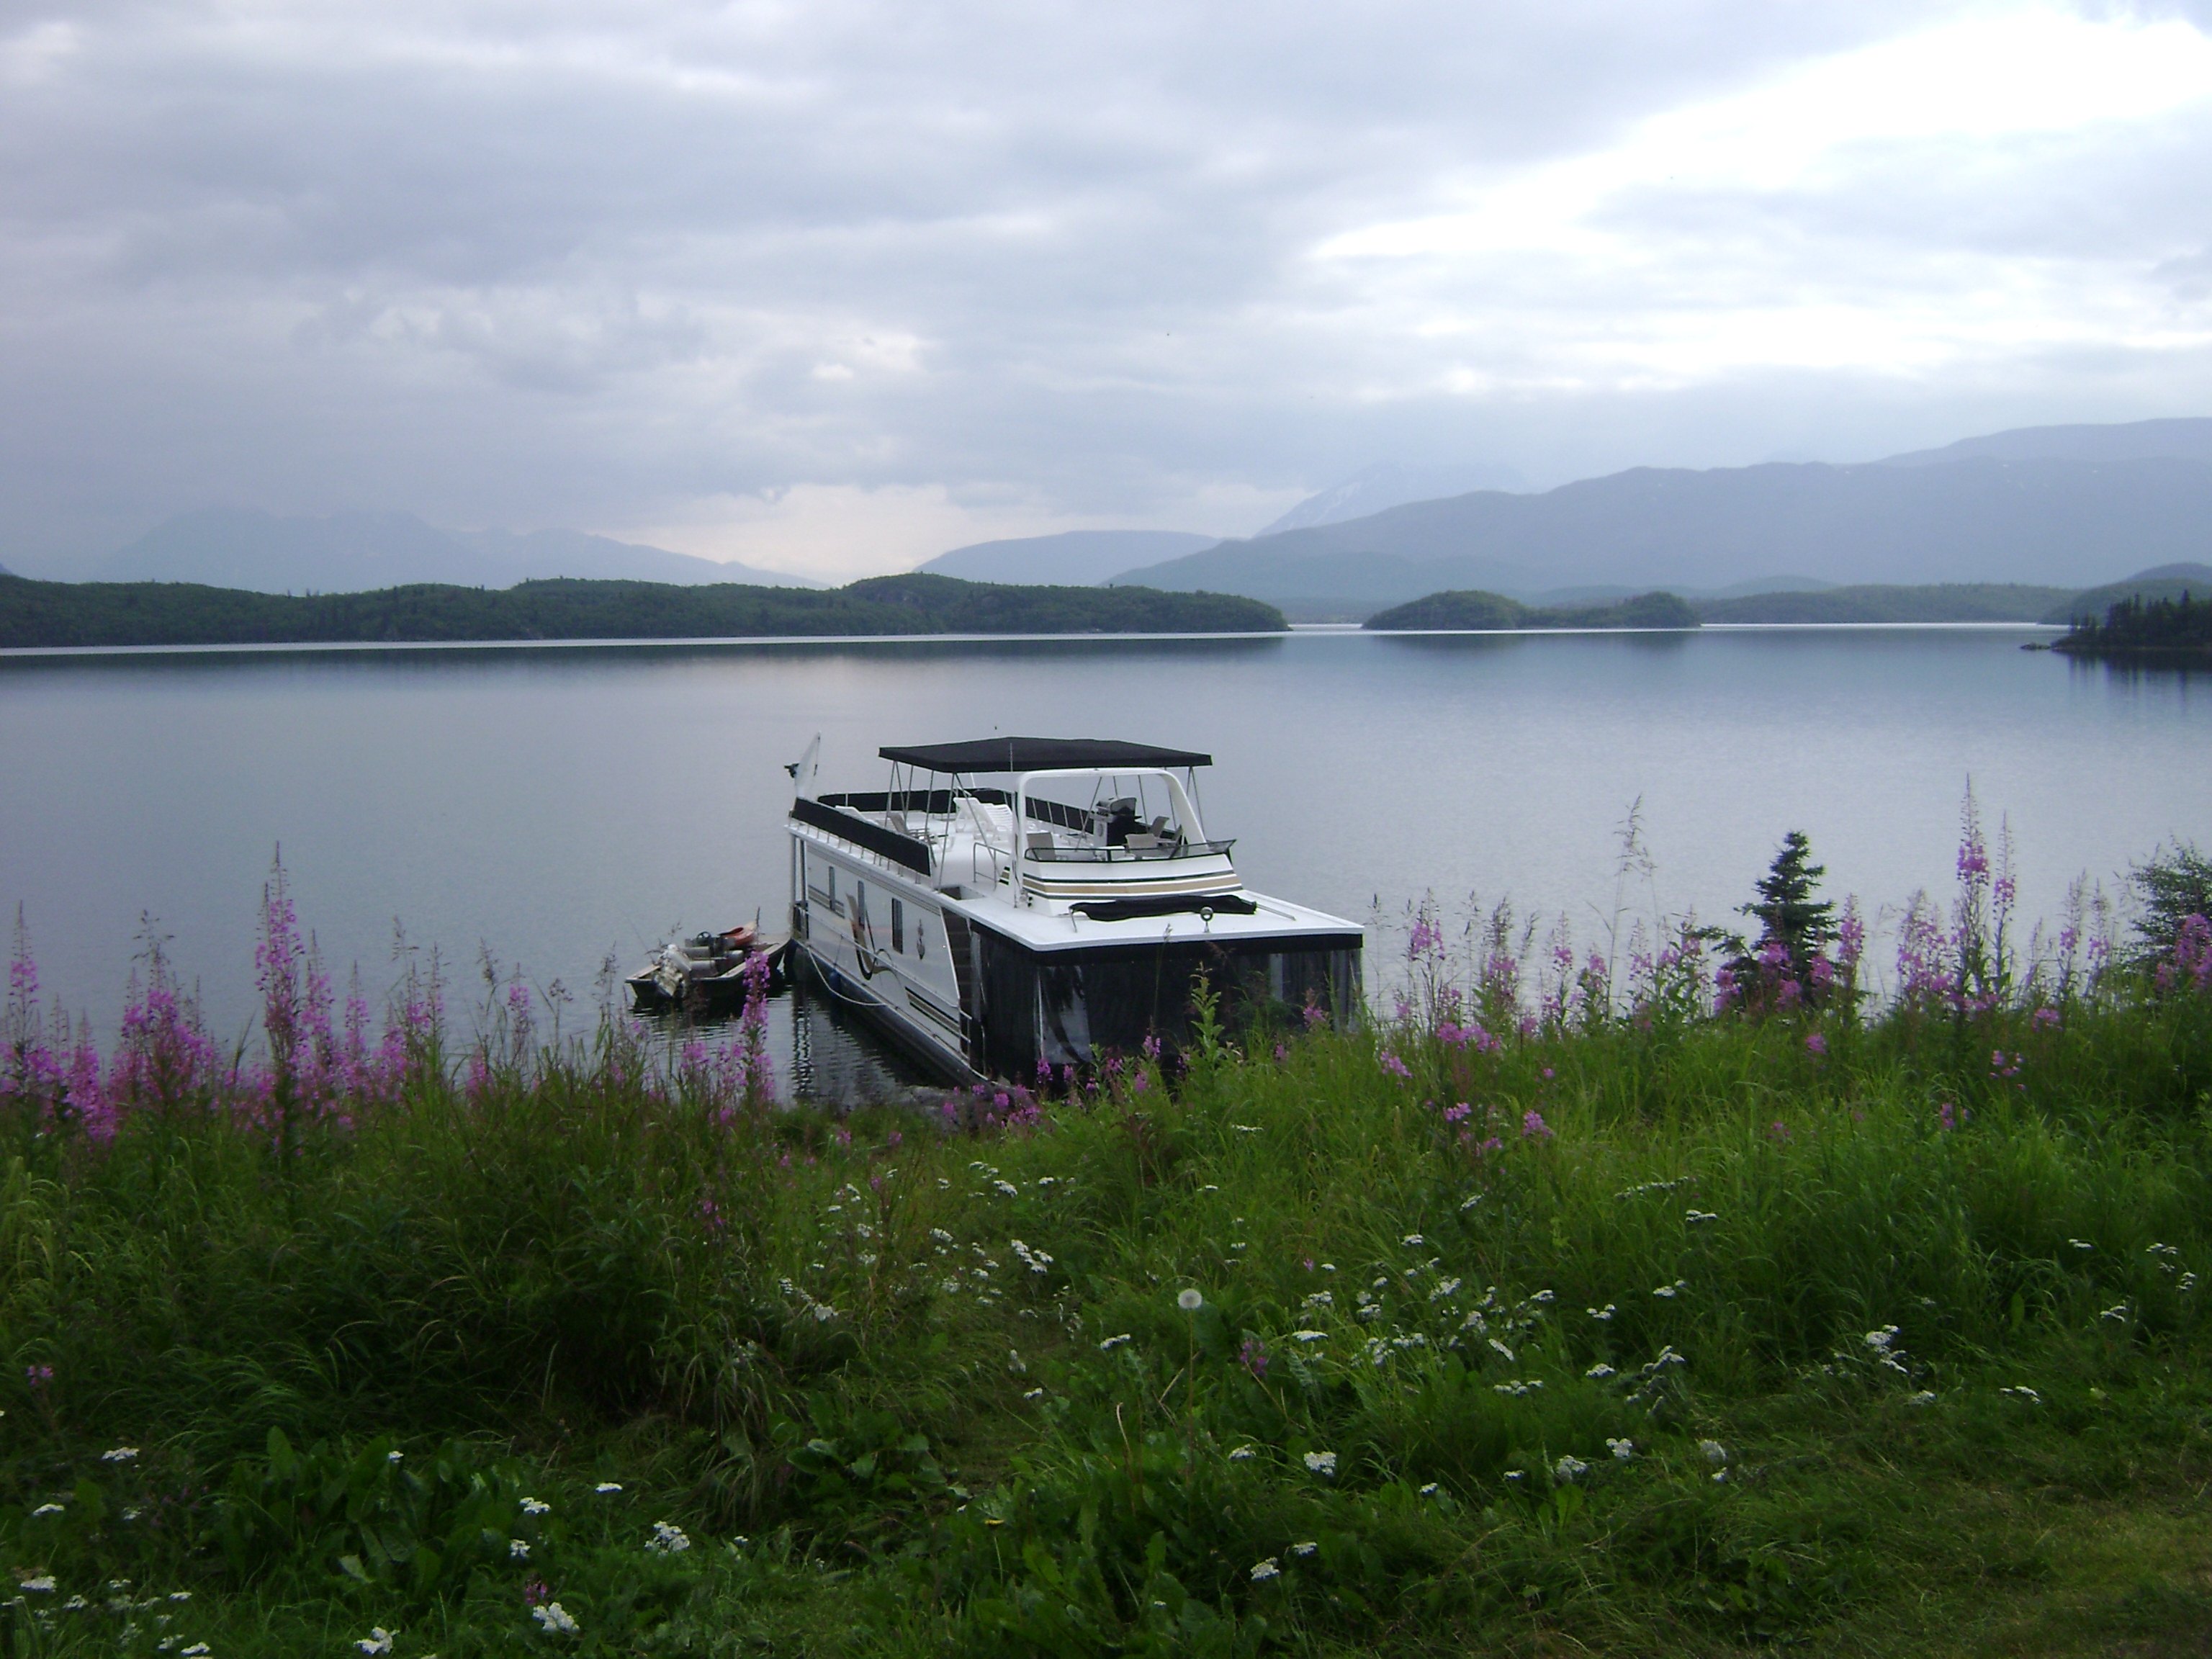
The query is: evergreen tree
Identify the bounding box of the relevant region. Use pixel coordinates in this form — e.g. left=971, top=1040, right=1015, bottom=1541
left=1741, top=831, right=1837, bottom=977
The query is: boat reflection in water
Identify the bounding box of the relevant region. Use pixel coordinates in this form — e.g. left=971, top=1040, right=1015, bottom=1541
left=783, top=736, right=1364, bottom=1084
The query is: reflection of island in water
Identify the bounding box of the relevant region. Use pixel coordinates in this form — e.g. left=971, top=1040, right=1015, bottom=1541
left=2052, top=593, right=2212, bottom=667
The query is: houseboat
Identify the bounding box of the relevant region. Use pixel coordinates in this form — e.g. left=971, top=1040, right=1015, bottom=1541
left=786, top=736, right=1362, bottom=1083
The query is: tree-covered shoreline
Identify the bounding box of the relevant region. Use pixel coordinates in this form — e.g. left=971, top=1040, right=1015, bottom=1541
left=2052, top=590, right=2212, bottom=660
left=0, top=571, right=1285, bottom=649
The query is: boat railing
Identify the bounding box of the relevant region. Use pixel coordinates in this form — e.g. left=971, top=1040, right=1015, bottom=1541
left=973, top=840, right=1015, bottom=890
left=1024, top=837, right=1236, bottom=863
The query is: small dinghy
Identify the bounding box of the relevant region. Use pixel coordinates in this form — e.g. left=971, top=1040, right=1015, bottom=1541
left=626, top=925, right=785, bottom=1012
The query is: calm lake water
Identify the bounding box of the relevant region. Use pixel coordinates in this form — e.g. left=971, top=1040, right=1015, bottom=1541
left=3, top=626, right=2205, bottom=1096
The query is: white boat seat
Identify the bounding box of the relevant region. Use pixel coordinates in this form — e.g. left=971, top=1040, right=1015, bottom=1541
left=1123, top=832, right=1161, bottom=850
left=1026, top=831, right=1056, bottom=854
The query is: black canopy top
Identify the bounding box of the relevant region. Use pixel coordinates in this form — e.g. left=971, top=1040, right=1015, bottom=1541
left=878, top=737, right=1212, bottom=773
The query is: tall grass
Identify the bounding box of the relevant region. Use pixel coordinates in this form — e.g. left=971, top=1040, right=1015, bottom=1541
left=2, top=840, right=2210, bottom=1656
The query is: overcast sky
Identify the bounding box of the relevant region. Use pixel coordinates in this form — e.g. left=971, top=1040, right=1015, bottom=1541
left=6, top=1, right=2212, bottom=580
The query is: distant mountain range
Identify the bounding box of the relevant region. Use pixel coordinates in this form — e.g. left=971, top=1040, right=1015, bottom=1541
left=52, top=507, right=815, bottom=593
left=1107, top=420, right=2212, bottom=616
left=1254, top=461, right=1529, bottom=535
left=920, top=530, right=1217, bottom=586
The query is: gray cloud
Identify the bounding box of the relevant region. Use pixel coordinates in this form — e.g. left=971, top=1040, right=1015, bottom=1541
left=3, top=1, right=2208, bottom=576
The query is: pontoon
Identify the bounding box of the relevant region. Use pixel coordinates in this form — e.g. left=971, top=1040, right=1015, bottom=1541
left=786, top=737, right=1362, bottom=1083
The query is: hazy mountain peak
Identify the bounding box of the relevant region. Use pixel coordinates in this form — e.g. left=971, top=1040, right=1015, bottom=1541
left=1880, top=417, right=2212, bottom=467
left=1256, top=461, right=1529, bottom=537
left=920, top=529, right=1218, bottom=586
left=456, top=527, right=818, bottom=588
left=88, top=507, right=814, bottom=593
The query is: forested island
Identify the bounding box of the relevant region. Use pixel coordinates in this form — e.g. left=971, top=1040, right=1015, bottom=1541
left=0, top=571, right=1285, bottom=648
left=2052, top=591, right=2212, bottom=660
left=1363, top=589, right=1701, bottom=631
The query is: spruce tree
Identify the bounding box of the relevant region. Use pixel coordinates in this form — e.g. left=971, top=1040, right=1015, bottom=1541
left=1741, top=831, right=1836, bottom=980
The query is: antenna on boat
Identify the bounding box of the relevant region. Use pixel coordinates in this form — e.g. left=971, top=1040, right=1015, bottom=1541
left=785, top=733, right=822, bottom=791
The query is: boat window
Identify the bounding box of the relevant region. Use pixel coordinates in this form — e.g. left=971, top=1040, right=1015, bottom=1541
left=891, top=897, right=904, bottom=953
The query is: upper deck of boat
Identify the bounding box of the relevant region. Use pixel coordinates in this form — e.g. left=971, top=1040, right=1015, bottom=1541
left=788, top=735, right=1361, bottom=948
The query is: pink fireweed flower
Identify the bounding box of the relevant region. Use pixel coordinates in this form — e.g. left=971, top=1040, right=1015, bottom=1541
left=1521, top=1110, right=1552, bottom=1140
left=1379, top=1051, right=1411, bottom=1080
left=1240, top=1336, right=1270, bottom=1381
left=1804, top=1033, right=1827, bottom=1056
left=1443, top=1102, right=1473, bottom=1124
left=2031, top=1007, right=2062, bottom=1030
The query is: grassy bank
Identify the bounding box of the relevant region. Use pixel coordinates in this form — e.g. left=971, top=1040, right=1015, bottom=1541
left=0, top=572, right=1284, bottom=649
left=4, top=856, right=2212, bottom=1658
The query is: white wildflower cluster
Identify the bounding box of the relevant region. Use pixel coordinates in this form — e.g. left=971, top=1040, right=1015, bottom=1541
left=1288, top=1540, right=1317, bottom=1558
left=533, top=1601, right=580, bottom=1635
left=777, top=1276, right=841, bottom=1324
left=1652, top=1280, right=1689, bottom=1299
left=1459, top=1192, right=1483, bottom=1212
left=1998, top=1384, right=2043, bottom=1404
left=1363, top=1332, right=1429, bottom=1367
left=1819, top=1323, right=1923, bottom=1390
left=1683, top=1210, right=1718, bottom=1226
left=1590, top=1344, right=1686, bottom=1413
left=1301, top=1290, right=1333, bottom=1310
left=595, top=1481, right=624, bottom=1494
left=1098, top=1333, right=1132, bottom=1352
left=99, top=1447, right=139, bottom=1463
left=645, top=1520, right=693, bottom=1555
left=2100, top=1302, right=2131, bottom=1322
left=1554, top=1454, right=1588, bottom=1483
left=1302, top=1450, right=1338, bottom=1477
left=1289, top=1329, right=1328, bottom=1345
left=356, top=1627, right=396, bottom=1655
left=1228, top=1444, right=1258, bottom=1462
left=1586, top=1303, right=1617, bottom=1321
left=1010, top=1239, right=1053, bottom=1276
left=1616, top=1175, right=1698, bottom=1200
left=521, top=1497, right=551, bottom=1515
left=508, top=1538, right=531, bottom=1559
left=1492, top=1378, right=1544, bottom=1397
left=1606, top=1437, right=1635, bottom=1461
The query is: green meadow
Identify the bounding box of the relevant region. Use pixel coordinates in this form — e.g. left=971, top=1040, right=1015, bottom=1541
left=4, top=839, right=2211, bottom=1658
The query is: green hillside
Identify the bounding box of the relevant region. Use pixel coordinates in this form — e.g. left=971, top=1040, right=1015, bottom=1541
left=1364, top=589, right=1700, bottom=631
left=0, top=572, right=1285, bottom=649
left=1697, top=583, right=2069, bottom=624
left=2041, top=562, right=2212, bottom=624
